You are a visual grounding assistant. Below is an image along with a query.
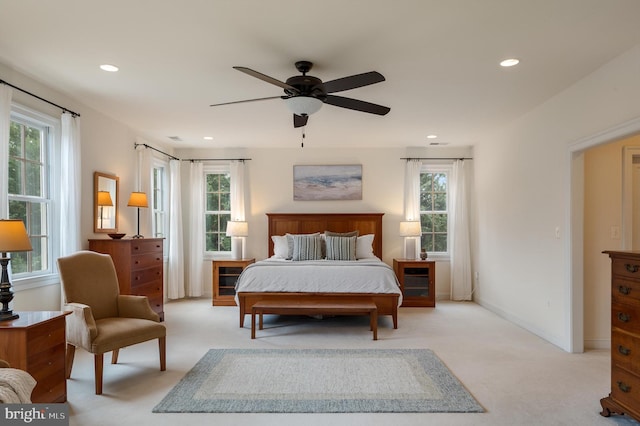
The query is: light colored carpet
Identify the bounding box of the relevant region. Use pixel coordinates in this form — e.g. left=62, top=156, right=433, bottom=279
left=153, top=348, right=483, bottom=413
left=65, top=299, right=639, bottom=425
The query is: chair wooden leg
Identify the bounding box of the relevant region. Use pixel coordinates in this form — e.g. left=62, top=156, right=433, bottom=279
left=111, top=349, right=119, bottom=364
left=159, top=336, right=166, bottom=371
left=65, top=344, right=76, bottom=379
left=94, top=353, right=104, bottom=395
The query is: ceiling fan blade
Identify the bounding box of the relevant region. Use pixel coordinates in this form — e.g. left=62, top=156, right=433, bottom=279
left=322, top=71, right=385, bottom=93
left=293, top=114, right=308, bottom=128
left=233, top=66, right=298, bottom=92
left=209, top=96, right=282, bottom=107
left=324, top=95, right=390, bottom=115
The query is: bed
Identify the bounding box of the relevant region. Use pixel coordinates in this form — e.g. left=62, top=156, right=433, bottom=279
left=235, top=212, right=401, bottom=329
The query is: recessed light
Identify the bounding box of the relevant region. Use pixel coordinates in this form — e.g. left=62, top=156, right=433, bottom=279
left=500, top=58, right=520, bottom=67
left=426, top=134, right=438, bottom=139
left=203, top=136, right=213, bottom=140
left=100, top=64, right=119, bottom=72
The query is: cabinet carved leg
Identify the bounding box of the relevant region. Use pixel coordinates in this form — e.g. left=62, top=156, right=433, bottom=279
left=600, top=395, right=624, bottom=417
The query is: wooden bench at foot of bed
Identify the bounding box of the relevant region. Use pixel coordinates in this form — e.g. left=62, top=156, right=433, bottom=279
left=238, top=292, right=399, bottom=330
left=251, top=300, right=378, bottom=340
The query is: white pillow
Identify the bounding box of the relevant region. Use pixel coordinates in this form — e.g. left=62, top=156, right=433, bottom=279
left=356, top=234, right=376, bottom=259
left=271, top=235, right=289, bottom=259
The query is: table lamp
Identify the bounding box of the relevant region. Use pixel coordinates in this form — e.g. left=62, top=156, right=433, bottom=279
left=0, top=219, right=33, bottom=321
left=127, top=192, right=148, bottom=239
left=399, top=221, right=421, bottom=260
left=226, top=221, right=248, bottom=260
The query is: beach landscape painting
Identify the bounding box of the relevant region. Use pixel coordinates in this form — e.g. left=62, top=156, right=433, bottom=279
left=293, top=165, right=362, bottom=201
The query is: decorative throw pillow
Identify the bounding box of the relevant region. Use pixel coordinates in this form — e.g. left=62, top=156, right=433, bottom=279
left=356, top=234, right=376, bottom=259
left=291, top=234, right=323, bottom=261
left=325, top=230, right=359, bottom=238
left=271, top=235, right=289, bottom=259
left=285, top=232, right=320, bottom=260
left=325, top=235, right=357, bottom=261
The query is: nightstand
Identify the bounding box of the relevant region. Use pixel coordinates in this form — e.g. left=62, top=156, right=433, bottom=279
left=212, top=258, right=255, bottom=306
left=393, top=259, right=436, bottom=307
left=0, top=311, right=70, bottom=402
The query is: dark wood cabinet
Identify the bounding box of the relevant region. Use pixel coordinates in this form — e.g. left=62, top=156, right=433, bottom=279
left=212, top=259, right=254, bottom=306
left=89, top=238, right=164, bottom=321
left=393, top=259, right=436, bottom=307
left=601, top=250, right=640, bottom=421
left=0, top=311, right=70, bottom=403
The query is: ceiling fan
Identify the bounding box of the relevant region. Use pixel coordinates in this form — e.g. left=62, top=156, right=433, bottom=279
left=210, top=61, right=390, bottom=128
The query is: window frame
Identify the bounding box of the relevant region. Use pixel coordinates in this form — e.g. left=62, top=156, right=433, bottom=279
left=203, top=164, right=232, bottom=256
left=7, top=104, right=61, bottom=290
left=151, top=156, right=169, bottom=254
left=419, top=162, right=452, bottom=260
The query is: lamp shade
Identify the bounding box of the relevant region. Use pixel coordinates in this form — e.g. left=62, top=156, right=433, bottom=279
left=97, top=191, right=113, bottom=207
left=0, top=220, right=33, bottom=252
left=226, top=221, right=248, bottom=237
left=399, top=221, right=421, bottom=237
left=284, top=96, right=323, bottom=116
left=127, top=192, right=148, bottom=208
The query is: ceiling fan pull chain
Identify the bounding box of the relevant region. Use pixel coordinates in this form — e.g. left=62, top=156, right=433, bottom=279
left=301, top=127, right=306, bottom=148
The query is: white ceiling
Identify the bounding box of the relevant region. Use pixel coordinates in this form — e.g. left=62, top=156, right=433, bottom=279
left=1, top=0, right=640, bottom=149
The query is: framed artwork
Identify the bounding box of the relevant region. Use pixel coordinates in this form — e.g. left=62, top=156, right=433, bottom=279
left=293, top=165, right=363, bottom=201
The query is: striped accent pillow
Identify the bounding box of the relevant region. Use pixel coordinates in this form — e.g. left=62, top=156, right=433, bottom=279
left=292, top=234, right=324, bottom=261
left=325, top=235, right=357, bottom=261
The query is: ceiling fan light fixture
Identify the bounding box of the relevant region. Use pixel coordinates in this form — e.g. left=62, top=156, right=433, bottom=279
left=285, top=96, right=323, bottom=116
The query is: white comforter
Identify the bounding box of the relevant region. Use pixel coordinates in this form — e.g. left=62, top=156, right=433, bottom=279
left=235, top=258, right=402, bottom=306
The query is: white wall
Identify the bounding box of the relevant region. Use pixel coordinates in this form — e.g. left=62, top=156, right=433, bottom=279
left=474, top=44, right=640, bottom=351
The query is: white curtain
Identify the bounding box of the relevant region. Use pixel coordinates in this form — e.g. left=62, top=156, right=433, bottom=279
left=404, top=159, right=422, bottom=257
left=167, top=159, right=185, bottom=299
left=230, top=160, right=246, bottom=257
left=60, top=113, right=81, bottom=256
left=0, top=85, right=12, bottom=218
left=188, top=162, right=204, bottom=297
left=450, top=159, right=473, bottom=301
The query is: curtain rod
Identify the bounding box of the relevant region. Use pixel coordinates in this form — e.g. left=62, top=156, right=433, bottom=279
left=0, top=78, right=80, bottom=117
left=135, top=143, right=180, bottom=160
left=181, top=158, right=251, bottom=162
left=134, top=143, right=250, bottom=162
left=401, top=157, right=473, bottom=160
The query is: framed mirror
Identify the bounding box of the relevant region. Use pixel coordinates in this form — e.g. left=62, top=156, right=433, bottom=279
left=94, top=171, right=119, bottom=233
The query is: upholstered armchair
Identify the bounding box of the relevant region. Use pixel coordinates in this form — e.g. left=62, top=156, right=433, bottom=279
left=57, top=250, right=166, bottom=395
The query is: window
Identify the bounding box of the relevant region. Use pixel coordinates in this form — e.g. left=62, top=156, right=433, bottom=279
left=152, top=164, right=166, bottom=239
left=419, top=166, right=450, bottom=254
left=204, top=168, right=231, bottom=252
left=8, top=113, right=52, bottom=276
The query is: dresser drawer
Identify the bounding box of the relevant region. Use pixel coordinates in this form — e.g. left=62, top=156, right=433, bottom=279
left=613, top=257, right=640, bottom=280
left=613, top=277, right=640, bottom=305
left=147, top=294, right=163, bottom=315
left=613, top=302, right=640, bottom=334
left=613, top=330, right=640, bottom=374
left=612, top=366, right=640, bottom=409
left=131, top=266, right=163, bottom=287
left=131, top=240, right=163, bottom=254
left=131, top=252, right=163, bottom=270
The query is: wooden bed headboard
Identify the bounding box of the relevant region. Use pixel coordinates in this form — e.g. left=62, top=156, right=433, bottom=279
left=266, top=213, right=384, bottom=258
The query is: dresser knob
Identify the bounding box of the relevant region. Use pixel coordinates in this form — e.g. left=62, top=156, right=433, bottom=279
left=618, top=345, right=632, bottom=356
left=618, top=381, right=632, bottom=393
left=618, top=312, right=631, bottom=323
left=619, top=286, right=632, bottom=295
left=625, top=264, right=639, bottom=273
